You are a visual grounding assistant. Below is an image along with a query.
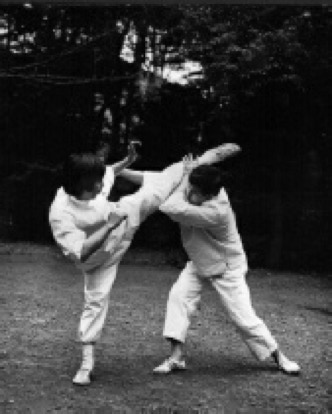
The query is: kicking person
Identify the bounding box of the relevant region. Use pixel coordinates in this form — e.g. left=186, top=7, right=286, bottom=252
left=49, top=142, right=233, bottom=385
left=151, top=155, right=300, bottom=376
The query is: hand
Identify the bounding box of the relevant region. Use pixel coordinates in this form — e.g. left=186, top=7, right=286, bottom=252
left=127, top=141, right=141, bottom=164
left=183, top=153, right=199, bottom=174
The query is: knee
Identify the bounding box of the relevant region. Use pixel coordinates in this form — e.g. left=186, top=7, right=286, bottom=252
left=168, top=284, right=198, bottom=314
left=168, top=284, right=182, bottom=303
left=168, top=283, right=189, bottom=307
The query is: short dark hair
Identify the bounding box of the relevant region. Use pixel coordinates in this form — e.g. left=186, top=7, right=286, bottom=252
left=62, top=153, right=106, bottom=197
left=189, top=165, right=223, bottom=196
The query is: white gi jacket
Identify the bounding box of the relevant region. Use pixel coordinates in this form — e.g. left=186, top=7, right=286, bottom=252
left=160, top=186, right=247, bottom=276
left=49, top=166, right=128, bottom=271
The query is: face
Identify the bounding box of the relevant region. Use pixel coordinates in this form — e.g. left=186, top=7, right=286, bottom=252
left=78, top=180, right=103, bottom=201
left=186, top=184, right=212, bottom=206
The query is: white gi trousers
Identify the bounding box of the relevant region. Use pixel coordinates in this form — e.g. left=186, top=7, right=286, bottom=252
left=163, top=262, right=278, bottom=361
left=79, top=162, right=184, bottom=343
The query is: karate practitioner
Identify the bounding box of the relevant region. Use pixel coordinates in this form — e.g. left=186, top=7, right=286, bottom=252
left=150, top=155, right=300, bottom=376
left=49, top=142, right=234, bottom=385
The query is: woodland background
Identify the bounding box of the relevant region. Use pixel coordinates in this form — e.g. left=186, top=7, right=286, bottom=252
left=0, top=4, right=331, bottom=271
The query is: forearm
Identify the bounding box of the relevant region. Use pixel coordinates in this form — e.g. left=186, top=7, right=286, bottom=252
left=81, top=216, right=126, bottom=262
left=118, top=168, right=144, bottom=185
left=112, top=157, right=133, bottom=176
left=176, top=173, right=189, bottom=192
left=160, top=193, right=224, bottom=227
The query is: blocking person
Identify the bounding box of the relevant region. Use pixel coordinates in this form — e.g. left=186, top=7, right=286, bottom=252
left=49, top=143, right=232, bottom=385
left=152, top=156, right=300, bottom=376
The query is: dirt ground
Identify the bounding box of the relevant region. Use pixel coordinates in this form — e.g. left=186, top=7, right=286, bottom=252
left=0, top=243, right=330, bottom=414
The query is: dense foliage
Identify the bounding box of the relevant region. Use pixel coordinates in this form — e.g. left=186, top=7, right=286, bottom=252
left=0, top=4, right=330, bottom=271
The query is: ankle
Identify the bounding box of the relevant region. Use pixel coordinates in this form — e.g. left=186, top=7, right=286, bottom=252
left=81, top=343, right=95, bottom=370
left=82, top=343, right=94, bottom=350
left=168, top=338, right=184, bottom=362
left=272, top=349, right=293, bottom=365
left=170, top=353, right=183, bottom=362
left=271, top=348, right=282, bottom=364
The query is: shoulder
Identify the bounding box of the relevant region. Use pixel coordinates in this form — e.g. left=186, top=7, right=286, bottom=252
left=49, top=188, right=74, bottom=222
left=217, top=187, right=229, bottom=203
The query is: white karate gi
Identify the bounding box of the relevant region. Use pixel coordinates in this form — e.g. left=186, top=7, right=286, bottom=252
left=159, top=186, right=278, bottom=361
left=49, top=162, right=184, bottom=343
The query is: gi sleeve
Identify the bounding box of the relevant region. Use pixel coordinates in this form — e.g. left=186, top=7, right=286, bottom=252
left=101, top=166, right=115, bottom=198
left=49, top=210, right=86, bottom=262
left=160, top=190, right=228, bottom=228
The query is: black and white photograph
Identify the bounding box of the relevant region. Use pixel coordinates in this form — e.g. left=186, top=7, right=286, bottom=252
left=0, top=2, right=330, bottom=413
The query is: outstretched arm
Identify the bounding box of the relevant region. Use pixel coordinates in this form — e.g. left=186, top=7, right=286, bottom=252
left=160, top=191, right=227, bottom=228
left=118, top=153, right=197, bottom=187
left=118, top=168, right=145, bottom=185
left=111, top=141, right=141, bottom=176
left=178, top=153, right=197, bottom=189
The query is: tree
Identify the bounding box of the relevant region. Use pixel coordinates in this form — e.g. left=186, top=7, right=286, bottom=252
left=0, top=4, right=330, bottom=269
left=0, top=4, right=189, bottom=163
left=174, top=5, right=331, bottom=269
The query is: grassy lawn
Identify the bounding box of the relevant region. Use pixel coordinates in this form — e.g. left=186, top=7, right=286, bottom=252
left=0, top=244, right=330, bottom=413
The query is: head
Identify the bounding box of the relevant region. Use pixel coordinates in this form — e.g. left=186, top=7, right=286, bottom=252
left=62, top=153, right=106, bottom=200
left=187, top=165, right=223, bottom=205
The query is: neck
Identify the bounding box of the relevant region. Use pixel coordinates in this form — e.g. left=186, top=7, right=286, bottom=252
left=73, top=191, right=92, bottom=201
left=78, top=193, right=90, bottom=201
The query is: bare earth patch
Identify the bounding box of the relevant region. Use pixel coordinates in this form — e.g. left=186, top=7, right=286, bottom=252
left=0, top=243, right=330, bottom=413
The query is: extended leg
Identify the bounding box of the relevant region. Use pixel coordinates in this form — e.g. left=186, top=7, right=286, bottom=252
left=85, top=144, right=243, bottom=272
left=118, top=168, right=144, bottom=186
left=87, top=161, right=185, bottom=271
left=119, top=142, right=241, bottom=187
left=211, top=265, right=300, bottom=374
left=118, top=161, right=185, bottom=229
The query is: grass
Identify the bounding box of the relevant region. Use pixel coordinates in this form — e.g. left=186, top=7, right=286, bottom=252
left=0, top=244, right=330, bottom=413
